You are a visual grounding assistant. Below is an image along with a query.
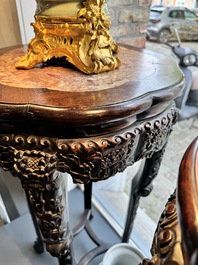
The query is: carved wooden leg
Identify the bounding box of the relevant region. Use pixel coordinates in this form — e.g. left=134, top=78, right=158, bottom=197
left=0, top=135, right=74, bottom=263
left=23, top=171, right=73, bottom=264
left=84, top=181, right=92, bottom=210
left=24, top=189, right=44, bottom=253
left=9, top=148, right=73, bottom=264
left=122, top=147, right=166, bottom=242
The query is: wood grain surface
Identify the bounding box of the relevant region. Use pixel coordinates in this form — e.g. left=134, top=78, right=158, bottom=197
left=0, top=45, right=184, bottom=126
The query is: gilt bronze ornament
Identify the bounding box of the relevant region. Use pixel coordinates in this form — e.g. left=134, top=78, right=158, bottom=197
left=16, top=0, right=121, bottom=74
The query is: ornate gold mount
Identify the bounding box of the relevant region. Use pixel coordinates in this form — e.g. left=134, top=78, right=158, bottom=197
left=15, top=0, right=121, bottom=74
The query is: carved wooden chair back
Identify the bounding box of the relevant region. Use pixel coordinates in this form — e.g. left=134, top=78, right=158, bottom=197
left=177, top=136, right=198, bottom=265
left=140, top=136, right=198, bottom=265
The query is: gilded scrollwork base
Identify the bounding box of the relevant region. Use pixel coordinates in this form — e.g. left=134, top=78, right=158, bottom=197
left=15, top=0, right=121, bottom=74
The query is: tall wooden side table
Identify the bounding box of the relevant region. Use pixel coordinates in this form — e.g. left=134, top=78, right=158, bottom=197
left=0, top=45, right=184, bottom=265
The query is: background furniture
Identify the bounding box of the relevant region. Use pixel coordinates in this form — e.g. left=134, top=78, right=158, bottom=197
left=0, top=44, right=184, bottom=264
left=140, top=136, right=198, bottom=265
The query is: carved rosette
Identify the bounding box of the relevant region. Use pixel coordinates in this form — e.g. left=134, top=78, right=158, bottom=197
left=14, top=149, right=73, bottom=260
left=0, top=135, right=72, bottom=260
left=15, top=0, right=121, bottom=74
left=140, top=191, right=184, bottom=265
left=138, top=108, right=177, bottom=159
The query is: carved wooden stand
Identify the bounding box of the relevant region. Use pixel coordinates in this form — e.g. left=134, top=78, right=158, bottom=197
left=0, top=104, right=177, bottom=264
left=0, top=45, right=184, bottom=264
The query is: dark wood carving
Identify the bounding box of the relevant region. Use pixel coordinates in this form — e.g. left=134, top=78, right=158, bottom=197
left=177, top=137, right=198, bottom=265
left=122, top=145, right=168, bottom=243
left=0, top=104, right=177, bottom=183
left=0, top=136, right=72, bottom=261
left=140, top=137, right=198, bottom=265
left=0, top=104, right=177, bottom=260
left=140, top=191, right=184, bottom=265
left=0, top=45, right=184, bottom=264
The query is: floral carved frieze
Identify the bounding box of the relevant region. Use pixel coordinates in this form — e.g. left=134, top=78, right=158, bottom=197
left=138, top=108, right=177, bottom=160
left=0, top=104, right=177, bottom=261
left=0, top=135, right=57, bottom=172
left=0, top=105, right=177, bottom=184
left=57, top=133, right=139, bottom=183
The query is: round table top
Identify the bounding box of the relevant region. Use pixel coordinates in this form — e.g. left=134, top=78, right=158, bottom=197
left=0, top=44, right=184, bottom=127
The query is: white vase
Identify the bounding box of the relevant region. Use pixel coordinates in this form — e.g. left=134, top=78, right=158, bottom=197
left=99, top=243, right=145, bottom=265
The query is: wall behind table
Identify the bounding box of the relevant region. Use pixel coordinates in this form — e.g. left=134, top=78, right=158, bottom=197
left=108, top=0, right=151, bottom=48
left=0, top=0, right=151, bottom=49
left=0, top=0, right=22, bottom=48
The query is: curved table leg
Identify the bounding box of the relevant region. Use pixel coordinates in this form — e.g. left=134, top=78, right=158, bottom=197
left=84, top=181, right=92, bottom=211
left=24, top=189, right=44, bottom=253
left=16, top=167, right=73, bottom=264
left=122, top=146, right=166, bottom=242
left=72, top=182, right=93, bottom=237
left=73, top=181, right=111, bottom=265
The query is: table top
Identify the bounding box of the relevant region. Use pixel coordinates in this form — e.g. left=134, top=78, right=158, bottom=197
left=0, top=44, right=184, bottom=136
